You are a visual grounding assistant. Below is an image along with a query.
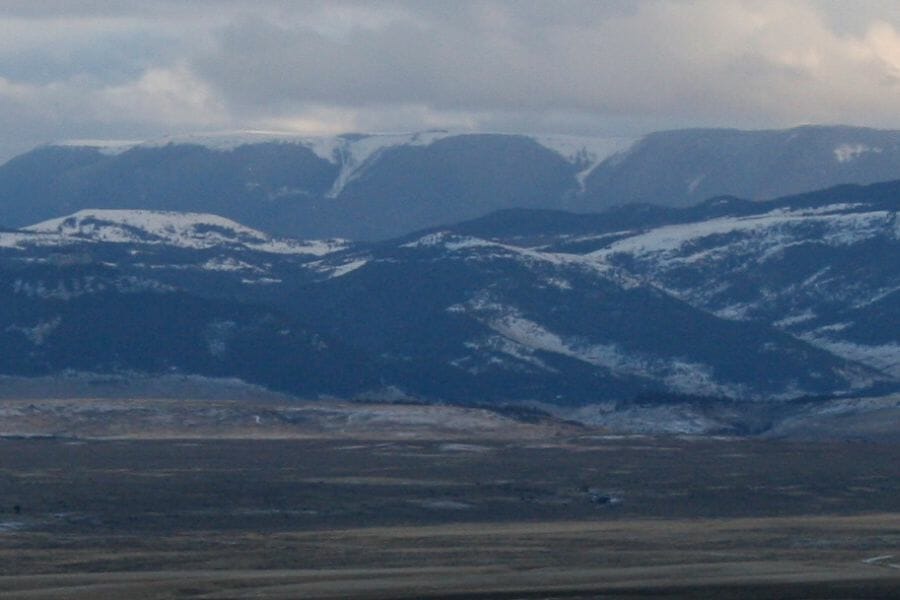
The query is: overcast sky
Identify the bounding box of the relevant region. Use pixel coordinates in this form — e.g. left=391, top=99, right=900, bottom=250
left=2, top=0, right=900, bottom=161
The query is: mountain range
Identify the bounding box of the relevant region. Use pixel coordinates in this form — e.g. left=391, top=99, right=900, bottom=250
left=1, top=125, right=898, bottom=435
left=3, top=125, right=900, bottom=240
left=1, top=181, right=897, bottom=429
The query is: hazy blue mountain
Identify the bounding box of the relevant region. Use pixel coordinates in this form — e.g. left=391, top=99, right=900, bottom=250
left=305, top=134, right=579, bottom=240
left=578, top=125, right=900, bottom=211
left=0, top=142, right=339, bottom=233
left=5, top=126, right=900, bottom=241
left=0, top=132, right=593, bottom=240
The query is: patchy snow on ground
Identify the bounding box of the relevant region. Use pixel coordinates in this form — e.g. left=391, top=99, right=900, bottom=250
left=200, top=257, right=264, bottom=273
left=801, top=336, right=900, bottom=379
left=457, top=295, right=749, bottom=398
left=561, top=403, right=729, bottom=435
left=0, top=231, right=67, bottom=250
left=306, top=257, right=370, bottom=279
left=401, top=231, right=629, bottom=284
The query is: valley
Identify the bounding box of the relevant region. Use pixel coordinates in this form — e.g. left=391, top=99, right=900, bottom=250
left=0, top=420, right=898, bottom=598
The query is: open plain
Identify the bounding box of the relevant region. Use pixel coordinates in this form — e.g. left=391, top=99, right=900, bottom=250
left=0, top=395, right=898, bottom=598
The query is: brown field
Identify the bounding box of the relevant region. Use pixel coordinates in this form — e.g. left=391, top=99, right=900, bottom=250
left=0, top=398, right=898, bottom=598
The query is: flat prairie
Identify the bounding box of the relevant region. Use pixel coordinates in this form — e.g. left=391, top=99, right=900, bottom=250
left=0, top=398, right=898, bottom=598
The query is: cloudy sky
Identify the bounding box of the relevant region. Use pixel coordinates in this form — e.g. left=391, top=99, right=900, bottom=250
left=2, top=0, right=900, bottom=161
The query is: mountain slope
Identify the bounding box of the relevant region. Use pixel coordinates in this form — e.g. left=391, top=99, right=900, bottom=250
left=287, top=229, right=878, bottom=404
left=454, top=181, right=900, bottom=383
left=0, top=260, right=374, bottom=396
left=578, top=125, right=900, bottom=211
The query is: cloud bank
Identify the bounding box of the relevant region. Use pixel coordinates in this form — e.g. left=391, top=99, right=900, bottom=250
left=2, top=1, right=900, bottom=160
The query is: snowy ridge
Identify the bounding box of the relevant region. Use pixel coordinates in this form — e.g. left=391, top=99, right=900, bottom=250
left=59, top=129, right=458, bottom=199
left=51, top=130, right=638, bottom=199
left=23, top=210, right=347, bottom=255
left=402, top=230, right=652, bottom=294
left=136, top=130, right=352, bottom=164
left=401, top=231, right=629, bottom=282
left=583, top=201, right=899, bottom=321
left=53, top=129, right=455, bottom=169
left=52, top=139, right=142, bottom=156
left=59, top=129, right=634, bottom=164
left=585, top=202, right=898, bottom=332
left=591, top=204, right=896, bottom=262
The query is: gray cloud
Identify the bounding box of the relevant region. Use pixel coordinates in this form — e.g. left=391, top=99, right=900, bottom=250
left=192, top=2, right=900, bottom=124
left=2, top=1, right=900, bottom=162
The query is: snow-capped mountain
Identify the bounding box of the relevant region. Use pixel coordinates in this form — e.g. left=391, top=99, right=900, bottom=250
left=0, top=209, right=348, bottom=294
left=7, top=125, right=900, bottom=241
left=21, top=209, right=346, bottom=255
left=60, top=129, right=632, bottom=199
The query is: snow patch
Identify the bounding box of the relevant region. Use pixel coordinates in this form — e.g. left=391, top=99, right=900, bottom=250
left=201, top=257, right=264, bottom=273
left=324, top=258, right=369, bottom=278
left=802, top=336, right=900, bottom=378
left=6, top=317, right=61, bottom=345
left=529, top=134, right=635, bottom=191
left=11, top=275, right=174, bottom=299
left=545, top=277, right=573, bottom=290
left=326, top=130, right=454, bottom=197
left=774, top=310, right=817, bottom=328
left=687, top=174, right=706, bottom=194
left=834, top=143, right=881, bottom=162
